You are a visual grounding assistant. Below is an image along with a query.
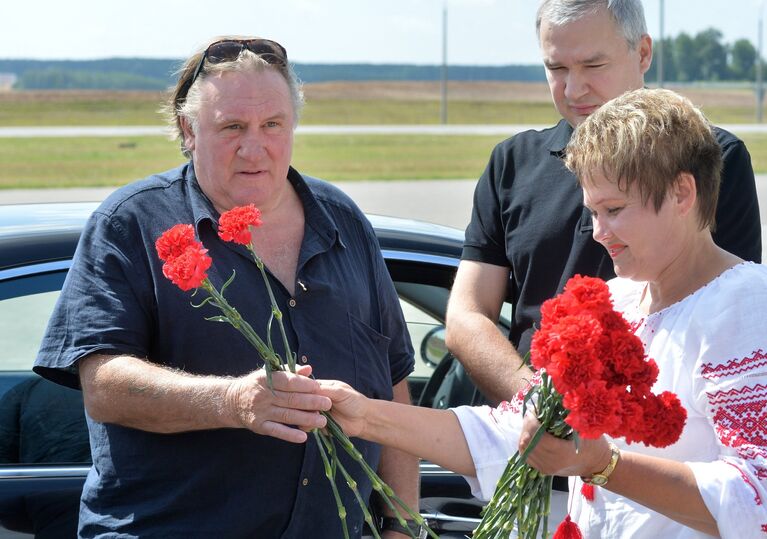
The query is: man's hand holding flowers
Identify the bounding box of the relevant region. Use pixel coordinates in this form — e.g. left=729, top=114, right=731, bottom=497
left=223, top=364, right=330, bottom=443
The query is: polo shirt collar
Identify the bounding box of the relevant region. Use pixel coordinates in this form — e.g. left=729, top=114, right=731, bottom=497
left=546, top=119, right=574, bottom=157
left=183, top=162, right=344, bottom=251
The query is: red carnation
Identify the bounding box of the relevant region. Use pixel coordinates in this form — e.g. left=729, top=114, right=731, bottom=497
left=562, top=381, right=623, bottom=439
left=155, top=224, right=197, bottom=262
left=563, top=275, right=613, bottom=314
left=162, top=244, right=212, bottom=291
left=218, top=205, right=263, bottom=245
left=638, top=391, right=687, bottom=448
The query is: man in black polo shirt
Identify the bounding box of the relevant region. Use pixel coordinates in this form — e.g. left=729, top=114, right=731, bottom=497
left=445, top=0, right=762, bottom=404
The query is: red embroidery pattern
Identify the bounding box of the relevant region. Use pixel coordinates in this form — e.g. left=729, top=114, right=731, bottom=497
left=724, top=461, right=763, bottom=506
left=708, top=383, right=767, bottom=481
left=701, top=349, right=767, bottom=381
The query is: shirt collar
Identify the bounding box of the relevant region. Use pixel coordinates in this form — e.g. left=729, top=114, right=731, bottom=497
left=184, top=162, right=344, bottom=250
left=546, top=119, right=574, bottom=157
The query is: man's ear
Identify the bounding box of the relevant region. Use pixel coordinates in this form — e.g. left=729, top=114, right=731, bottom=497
left=674, top=172, right=697, bottom=217
left=638, top=34, right=653, bottom=75
left=180, top=116, right=196, bottom=153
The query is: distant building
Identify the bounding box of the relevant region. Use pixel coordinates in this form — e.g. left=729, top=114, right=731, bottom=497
left=0, top=73, right=17, bottom=91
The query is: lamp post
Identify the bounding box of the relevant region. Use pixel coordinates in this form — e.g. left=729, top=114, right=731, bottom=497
left=658, top=0, right=664, bottom=87
left=758, top=1, right=764, bottom=123
left=440, top=1, right=448, bottom=124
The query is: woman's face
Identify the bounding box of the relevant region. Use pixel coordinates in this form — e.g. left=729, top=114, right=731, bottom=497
left=582, top=171, right=683, bottom=282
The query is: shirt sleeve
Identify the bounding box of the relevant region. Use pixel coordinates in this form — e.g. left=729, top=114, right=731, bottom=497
left=452, top=402, right=525, bottom=501
left=462, top=142, right=512, bottom=268
left=34, top=210, right=153, bottom=389
left=712, top=133, right=762, bottom=263
left=686, top=274, right=767, bottom=538
left=367, top=220, right=415, bottom=388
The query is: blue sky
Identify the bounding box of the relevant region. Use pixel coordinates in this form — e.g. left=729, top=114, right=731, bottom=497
left=1, top=0, right=763, bottom=65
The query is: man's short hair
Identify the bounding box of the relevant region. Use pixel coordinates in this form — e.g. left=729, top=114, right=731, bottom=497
left=536, top=0, right=647, bottom=48
left=164, top=36, right=304, bottom=158
left=565, top=88, right=722, bottom=230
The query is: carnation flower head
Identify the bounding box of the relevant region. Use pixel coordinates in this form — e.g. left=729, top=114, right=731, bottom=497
left=161, top=244, right=212, bottom=291
left=637, top=391, right=687, bottom=448
left=562, top=380, right=623, bottom=439
left=155, top=224, right=197, bottom=262
left=562, top=275, right=613, bottom=314
left=218, top=205, right=263, bottom=245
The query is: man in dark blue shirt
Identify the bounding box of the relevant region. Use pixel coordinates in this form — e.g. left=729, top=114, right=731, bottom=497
left=35, top=37, right=418, bottom=538
left=445, top=0, right=762, bottom=405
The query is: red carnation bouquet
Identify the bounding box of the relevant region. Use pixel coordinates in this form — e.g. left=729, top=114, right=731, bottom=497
left=473, top=275, right=687, bottom=539
left=155, top=205, right=436, bottom=539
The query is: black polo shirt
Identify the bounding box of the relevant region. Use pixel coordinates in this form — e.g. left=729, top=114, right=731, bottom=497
left=35, top=163, right=414, bottom=538
left=464, top=119, right=761, bottom=356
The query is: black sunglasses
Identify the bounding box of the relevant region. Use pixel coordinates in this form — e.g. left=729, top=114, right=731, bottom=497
left=177, top=39, right=288, bottom=105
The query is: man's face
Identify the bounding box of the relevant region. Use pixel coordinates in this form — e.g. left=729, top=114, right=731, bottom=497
left=182, top=68, right=295, bottom=214
left=539, top=8, right=652, bottom=127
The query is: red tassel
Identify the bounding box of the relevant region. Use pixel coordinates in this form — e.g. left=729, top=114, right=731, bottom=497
left=580, top=482, right=595, bottom=502
left=553, top=515, right=583, bottom=539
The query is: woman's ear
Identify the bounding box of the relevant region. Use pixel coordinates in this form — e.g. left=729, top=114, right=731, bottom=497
left=673, top=172, right=697, bottom=217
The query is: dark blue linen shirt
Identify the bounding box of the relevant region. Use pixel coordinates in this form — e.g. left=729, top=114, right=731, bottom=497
left=34, top=163, right=414, bottom=538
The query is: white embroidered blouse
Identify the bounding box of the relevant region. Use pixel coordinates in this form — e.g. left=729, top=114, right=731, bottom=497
left=453, top=262, right=767, bottom=538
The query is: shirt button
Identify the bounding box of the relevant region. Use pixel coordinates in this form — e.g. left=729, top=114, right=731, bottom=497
left=301, top=355, right=308, bottom=364
left=289, top=299, right=297, bottom=307
left=302, top=478, right=309, bottom=486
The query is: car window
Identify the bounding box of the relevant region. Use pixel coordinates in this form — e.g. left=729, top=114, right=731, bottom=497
left=0, top=290, right=59, bottom=373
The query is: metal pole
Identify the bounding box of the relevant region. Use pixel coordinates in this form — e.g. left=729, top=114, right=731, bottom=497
left=758, top=2, right=764, bottom=123
left=657, top=0, right=664, bottom=87
left=440, top=2, right=448, bottom=124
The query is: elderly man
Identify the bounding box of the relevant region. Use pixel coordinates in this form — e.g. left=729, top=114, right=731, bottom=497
left=34, top=37, right=418, bottom=538
left=445, top=0, right=762, bottom=404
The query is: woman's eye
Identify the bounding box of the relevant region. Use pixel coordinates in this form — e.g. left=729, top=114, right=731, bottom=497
left=606, top=207, right=622, bottom=215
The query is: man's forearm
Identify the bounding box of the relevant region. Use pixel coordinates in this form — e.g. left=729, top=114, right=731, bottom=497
left=446, top=311, right=532, bottom=404
left=79, top=354, right=237, bottom=432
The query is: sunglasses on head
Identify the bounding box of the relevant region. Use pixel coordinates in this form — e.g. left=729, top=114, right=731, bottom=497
left=177, top=38, right=288, bottom=104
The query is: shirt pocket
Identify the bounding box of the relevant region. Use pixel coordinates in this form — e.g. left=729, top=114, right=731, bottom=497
left=348, top=313, right=394, bottom=401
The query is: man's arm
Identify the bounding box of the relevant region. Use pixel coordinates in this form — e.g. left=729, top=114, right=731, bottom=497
left=445, top=260, right=533, bottom=404
left=375, top=379, right=421, bottom=538
left=79, top=353, right=330, bottom=443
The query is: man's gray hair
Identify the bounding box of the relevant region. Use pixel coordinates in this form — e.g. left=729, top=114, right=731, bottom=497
left=165, top=40, right=304, bottom=158
left=536, top=0, right=647, bottom=48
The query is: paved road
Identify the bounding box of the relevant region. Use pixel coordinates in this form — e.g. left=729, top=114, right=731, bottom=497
left=4, top=123, right=767, bottom=138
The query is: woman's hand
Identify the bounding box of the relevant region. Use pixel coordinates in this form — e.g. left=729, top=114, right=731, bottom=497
left=518, top=412, right=612, bottom=478
left=316, top=379, right=370, bottom=438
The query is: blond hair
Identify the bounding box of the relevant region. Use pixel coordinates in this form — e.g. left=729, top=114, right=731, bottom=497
left=565, top=88, right=721, bottom=230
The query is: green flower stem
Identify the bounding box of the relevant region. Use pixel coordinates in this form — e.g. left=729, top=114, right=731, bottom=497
left=248, top=247, right=296, bottom=372
left=313, top=430, right=351, bottom=539
left=473, top=372, right=572, bottom=539
left=196, top=254, right=437, bottom=538
left=317, top=431, right=382, bottom=539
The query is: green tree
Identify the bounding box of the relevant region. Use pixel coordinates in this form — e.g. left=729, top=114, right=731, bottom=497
left=730, top=38, right=757, bottom=80
left=674, top=32, right=700, bottom=81
left=646, top=37, right=677, bottom=83
left=694, top=28, right=728, bottom=80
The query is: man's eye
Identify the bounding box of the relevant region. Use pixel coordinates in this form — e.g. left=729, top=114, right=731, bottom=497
left=606, top=207, right=622, bottom=215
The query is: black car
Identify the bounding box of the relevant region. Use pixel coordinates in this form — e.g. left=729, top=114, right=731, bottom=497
left=0, top=202, right=492, bottom=538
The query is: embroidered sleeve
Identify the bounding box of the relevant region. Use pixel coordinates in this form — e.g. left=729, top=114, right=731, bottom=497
left=690, top=346, right=767, bottom=537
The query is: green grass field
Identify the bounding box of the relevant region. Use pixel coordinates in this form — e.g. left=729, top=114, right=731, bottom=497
left=1, top=84, right=767, bottom=189
left=0, top=134, right=504, bottom=188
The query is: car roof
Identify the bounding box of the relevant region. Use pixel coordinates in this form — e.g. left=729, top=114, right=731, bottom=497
left=0, top=202, right=464, bottom=271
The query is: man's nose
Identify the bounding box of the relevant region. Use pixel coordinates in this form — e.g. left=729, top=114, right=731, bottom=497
left=564, top=70, right=589, bottom=101
left=237, top=129, right=266, bottom=159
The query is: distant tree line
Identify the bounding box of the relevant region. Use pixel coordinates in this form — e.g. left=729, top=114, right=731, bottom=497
left=646, top=28, right=763, bottom=82
left=0, top=29, right=763, bottom=91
